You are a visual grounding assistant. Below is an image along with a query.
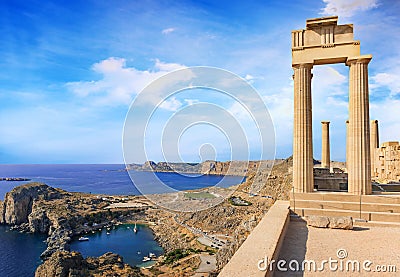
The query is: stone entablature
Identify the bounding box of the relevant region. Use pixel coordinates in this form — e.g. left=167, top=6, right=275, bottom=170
left=292, top=16, right=360, bottom=65
left=373, top=141, right=400, bottom=183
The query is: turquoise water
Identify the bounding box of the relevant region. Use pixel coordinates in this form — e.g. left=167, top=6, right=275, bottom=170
left=0, top=225, right=47, bottom=277
left=70, top=224, right=163, bottom=267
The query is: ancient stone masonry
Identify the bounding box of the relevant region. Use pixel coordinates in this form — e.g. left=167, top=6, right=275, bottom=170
left=373, top=141, right=400, bottom=183
left=292, top=16, right=372, bottom=195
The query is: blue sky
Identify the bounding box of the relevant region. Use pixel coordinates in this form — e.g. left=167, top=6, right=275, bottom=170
left=0, top=0, right=399, bottom=164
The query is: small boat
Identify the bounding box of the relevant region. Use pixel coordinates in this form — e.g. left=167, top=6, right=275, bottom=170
left=106, top=232, right=110, bottom=235
left=142, top=256, right=151, bottom=262
left=137, top=251, right=141, bottom=255
left=149, top=252, right=156, bottom=258
left=78, top=237, right=89, bottom=241
left=134, top=223, right=137, bottom=233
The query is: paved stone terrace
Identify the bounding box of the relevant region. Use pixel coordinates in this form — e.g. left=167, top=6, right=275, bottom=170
left=276, top=220, right=400, bottom=276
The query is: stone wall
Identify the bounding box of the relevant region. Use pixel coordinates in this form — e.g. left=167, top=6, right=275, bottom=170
left=373, top=141, right=400, bottom=183
left=314, top=168, right=348, bottom=191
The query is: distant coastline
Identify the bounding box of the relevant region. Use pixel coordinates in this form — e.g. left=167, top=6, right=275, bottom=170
left=127, top=159, right=279, bottom=177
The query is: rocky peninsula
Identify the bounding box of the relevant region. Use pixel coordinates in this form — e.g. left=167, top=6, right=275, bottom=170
left=0, top=157, right=293, bottom=276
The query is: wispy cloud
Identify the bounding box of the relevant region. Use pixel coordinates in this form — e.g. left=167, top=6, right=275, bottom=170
left=162, top=27, right=176, bottom=34
left=320, top=0, right=379, bottom=17
left=159, top=97, right=182, bottom=111
left=371, top=72, right=400, bottom=97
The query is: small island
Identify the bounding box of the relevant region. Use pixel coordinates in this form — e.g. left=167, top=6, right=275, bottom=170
left=0, top=177, right=31, bottom=182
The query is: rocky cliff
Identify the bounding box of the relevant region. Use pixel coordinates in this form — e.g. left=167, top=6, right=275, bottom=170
left=0, top=183, right=147, bottom=260
left=1, top=182, right=65, bottom=225
left=35, top=251, right=144, bottom=277
left=127, top=160, right=279, bottom=176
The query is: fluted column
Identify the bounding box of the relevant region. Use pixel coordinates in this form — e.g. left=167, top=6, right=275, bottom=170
left=321, top=121, right=330, bottom=169
left=346, top=120, right=349, bottom=171
left=370, top=119, right=379, bottom=178
left=293, top=63, right=314, bottom=193
left=346, top=55, right=372, bottom=195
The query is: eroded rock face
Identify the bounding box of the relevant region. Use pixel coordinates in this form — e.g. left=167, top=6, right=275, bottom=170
left=35, top=251, right=144, bottom=277
left=1, top=183, right=63, bottom=225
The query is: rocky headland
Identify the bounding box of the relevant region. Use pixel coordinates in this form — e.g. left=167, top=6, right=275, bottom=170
left=35, top=251, right=144, bottom=277
left=0, top=157, right=294, bottom=276
left=0, top=182, right=150, bottom=260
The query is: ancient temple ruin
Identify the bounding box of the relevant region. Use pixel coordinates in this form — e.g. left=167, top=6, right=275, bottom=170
left=292, top=16, right=372, bottom=195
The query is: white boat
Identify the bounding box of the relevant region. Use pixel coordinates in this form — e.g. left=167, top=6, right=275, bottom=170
left=134, top=223, right=138, bottom=233
left=149, top=252, right=156, bottom=258
left=106, top=232, right=110, bottom=235
left=78, top=237, right=89, bottom=241
left=142, top=256, right=151, bottom=262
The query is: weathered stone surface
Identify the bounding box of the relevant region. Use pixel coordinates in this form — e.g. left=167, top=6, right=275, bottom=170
left=306, top=215, right=353, bottom=230
left=1, top=183, right=64, bottom=225
left=306, top=215, right=330, bottom=228
left=329, top=216, right=353, bottom=230
left=35, top=251, right=144, bottom=277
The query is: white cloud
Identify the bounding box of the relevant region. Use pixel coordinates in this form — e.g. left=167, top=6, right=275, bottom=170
left=371, top=72, right=400, bottom=97
left=244, top=74, right=255, bottom=82
left=184, top=99, right=199, bottom=106
left=66, top=57, right=186, bottom=106
left=162, top=27, right=176, bottom=35
left=154, top=58, right=186, bottom=71
left=320, top=0, right=379, bottom=17
left=159, top=97, right=182, bottom=111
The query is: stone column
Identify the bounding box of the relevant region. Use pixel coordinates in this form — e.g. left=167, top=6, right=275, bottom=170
left=346, top=55, right=372, bottom=195
left=321, top=121, right=330, bottom=169
left=346, top=120, right=349, bottom=171
left=293, top=63, right=314, bottom=193
left=370, top=120, right=379, bottom=178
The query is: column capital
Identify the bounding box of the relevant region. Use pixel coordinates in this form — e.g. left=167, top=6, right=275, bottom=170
left=346, top=54, right=372, bottom=66
left=321, top=121, right=330, bottom=125
left=292, top=63, right=313, bottom=70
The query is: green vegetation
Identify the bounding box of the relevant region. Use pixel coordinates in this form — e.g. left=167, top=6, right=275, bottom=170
left=163, top=249, right=191, bottom=264
left=184, top=192, right=216, bottom=199
left=228, top=196, right=252, bottom=206
left=163, top=248, right=203, bottom=264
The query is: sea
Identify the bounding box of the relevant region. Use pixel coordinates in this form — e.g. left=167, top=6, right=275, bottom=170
left=0, top=164, right=245, bottom=277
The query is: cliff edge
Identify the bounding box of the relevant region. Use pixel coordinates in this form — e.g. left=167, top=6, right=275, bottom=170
left=35, top=251, right=144, bottom=277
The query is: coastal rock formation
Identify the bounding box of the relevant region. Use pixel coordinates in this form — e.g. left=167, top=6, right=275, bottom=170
left=1, top=183, right=149, bottom=260
left=1, top=183, right=65, bottom=225
left=127, top=160, right=277, bottom=176
left=35, top=251, right=144, bottom=277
